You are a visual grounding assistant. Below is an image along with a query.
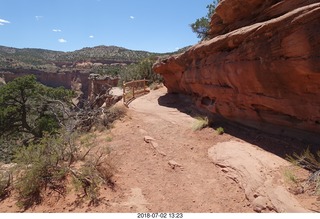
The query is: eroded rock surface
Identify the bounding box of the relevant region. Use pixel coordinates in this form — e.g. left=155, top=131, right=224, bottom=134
left=208, top=141, right=309, bottom=212
left=153, top=0, right=320, bottom=138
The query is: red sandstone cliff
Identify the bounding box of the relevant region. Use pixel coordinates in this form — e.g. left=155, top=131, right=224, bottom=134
left=2, top=70, right=91, bottom=97
left=2, top=70, right=119, bottom=103
left=153, top=0, right=320, bottom=138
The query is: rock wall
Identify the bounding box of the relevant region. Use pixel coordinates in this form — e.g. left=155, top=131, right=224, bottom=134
left=153, top=0, right=320, bottom=139
left=2, top=70, right=119, bottom=103
left=2, top=70, right=91, bottom=97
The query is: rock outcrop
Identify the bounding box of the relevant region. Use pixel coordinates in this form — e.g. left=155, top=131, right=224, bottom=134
left=2, top=71, right=120, bottom=107
left=2, top=70, right=91, bottom=97
left=208, top=141, right=309, bottom=212
left=153, top=0, right=320, bottom=139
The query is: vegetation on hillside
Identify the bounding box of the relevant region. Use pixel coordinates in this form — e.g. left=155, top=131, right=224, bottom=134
left=118, top=56, right=163, bottom=85
left=0, top=45, right=154, bottom=67
left=0, top=75, right=126, bottom=209
left=0, top=75, right=73, bottom=138
left=0, top=45, right=170, bottom=88
left=287, top=148, right=320, bottom=195
left=0, top=75, right=74, bottom=162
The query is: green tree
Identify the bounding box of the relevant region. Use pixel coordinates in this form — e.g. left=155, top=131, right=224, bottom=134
left=190, top=1, right=219, bottom=40
left=119, top=56, right=162, bottom=84
left=0, top=75, right=74, bottom=141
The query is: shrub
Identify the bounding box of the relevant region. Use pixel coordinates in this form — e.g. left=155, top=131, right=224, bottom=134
left=149, top=82, right=163, bottom=90
left=192, top=116, right=209, bottom=131
left=216, top=127, right=224, bottom=135
left=74, top=103, right=127, bottom=132
left=13, top=129, right=116, bottom=210
left=284, top=169, right=298, bottom=184
left=71, top=147, right=115, bottom=206
left=287, top=148, right=320, bottom=195
left=13, top=133, right=73, bottom=209
left=287, top=147, right=320, bottom=173
left=103, top=104, right=127, bottom=127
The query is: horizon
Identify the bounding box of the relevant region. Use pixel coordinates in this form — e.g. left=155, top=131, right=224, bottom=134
left=0, top=0, right=213, bottom=53
left=0, top=44, right=179, bottom=54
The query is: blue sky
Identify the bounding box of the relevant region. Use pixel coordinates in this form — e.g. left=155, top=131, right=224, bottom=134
left=0, top=0, right=213, bottom=53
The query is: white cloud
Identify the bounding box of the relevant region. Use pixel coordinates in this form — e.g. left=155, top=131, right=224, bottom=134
left=53, top=29, right=62, bottom=32
left=130, top=16, right=135, bottom=19
left=89, top=35, right=94, bottom=38
left=58, top=38, right=67, bottom=43
left=0, top=18, right=10, bottom=25
left=35, top=16, right=43, bottom=21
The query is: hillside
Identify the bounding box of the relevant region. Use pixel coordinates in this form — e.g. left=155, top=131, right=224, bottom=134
left=0, top=45, right=158, bottom=74
left=0, top=45, right=185, bottom=92
left=0, top=45, right=168, bottom=97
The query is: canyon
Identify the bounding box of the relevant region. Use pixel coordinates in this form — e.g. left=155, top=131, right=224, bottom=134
left=153, top=0, right=320, bottom=141
left=0, top=46, right=151, bottom=102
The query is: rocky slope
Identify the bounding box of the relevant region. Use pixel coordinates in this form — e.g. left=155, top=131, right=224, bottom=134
left=153, top=0, right=320, bottom=141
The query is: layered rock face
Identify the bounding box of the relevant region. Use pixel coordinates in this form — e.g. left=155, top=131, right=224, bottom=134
left=153, top=0, right=320, bottom=138
left=0, top=69, right=119, bottom=105
left=3, top=70, right=91, bottom=97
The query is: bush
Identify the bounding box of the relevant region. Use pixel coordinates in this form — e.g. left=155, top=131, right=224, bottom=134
left=284, top=169, right=298, bottom=184
left=287, top=148, right=320, bottom=173
left=73, top=103, right=127, bottom=132
left=70, top=144, right=115, bottom=206
left=13, top=129, right=116, bottom=210
left=13, top=132, right=74, bottom=209
left=104, top=104, right=127, bottom=126
left=287, top=148, right=320, bottom=195
left=192, top=116, right=209, bottom=131
left=216, top=127, right=224, bottom=135
left=149, top=82, right=163, bottom=90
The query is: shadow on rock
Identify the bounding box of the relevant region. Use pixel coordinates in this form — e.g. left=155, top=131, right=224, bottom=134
left=157, top=92, right=318, bottom=161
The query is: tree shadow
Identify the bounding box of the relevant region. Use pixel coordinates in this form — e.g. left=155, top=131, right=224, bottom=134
left=158, top=92, right=319, bottom=160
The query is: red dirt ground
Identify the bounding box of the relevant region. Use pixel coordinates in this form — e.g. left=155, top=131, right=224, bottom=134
left=0, top=87, right=319, bottom=213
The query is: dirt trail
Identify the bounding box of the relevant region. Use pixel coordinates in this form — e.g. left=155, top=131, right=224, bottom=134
left=1, top=87, right=318, bottom=213
left=94, top=87, right=315, bottom=213
left=105, top=87, right=252, bottom=212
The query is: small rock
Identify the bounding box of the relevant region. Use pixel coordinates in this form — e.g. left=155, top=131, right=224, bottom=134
left=221, top=168, right=229, bottom=173
left=168, top=160, right=182, bottom=169
left=158, top=150, right=167, bottom=156
left=252, top=196, right=268, bottom=213
left=144, top=136, right=155, bottom=143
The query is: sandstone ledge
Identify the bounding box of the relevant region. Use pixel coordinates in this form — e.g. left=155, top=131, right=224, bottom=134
left=153, top=1, right=320, bottom=140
